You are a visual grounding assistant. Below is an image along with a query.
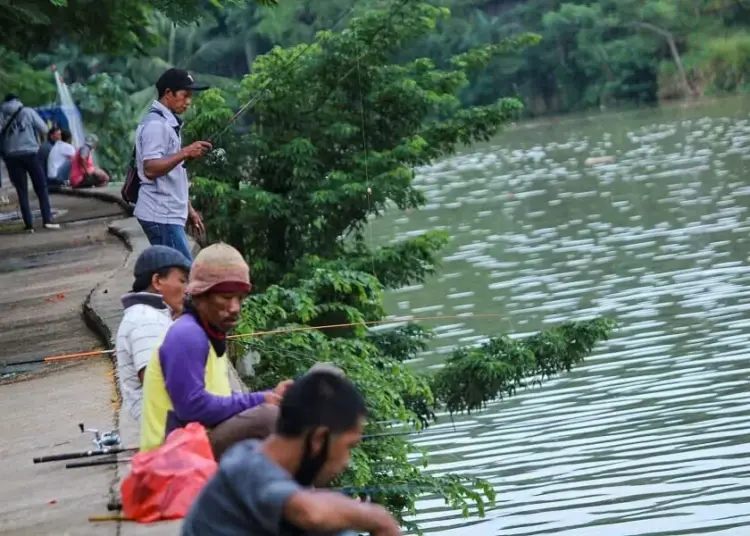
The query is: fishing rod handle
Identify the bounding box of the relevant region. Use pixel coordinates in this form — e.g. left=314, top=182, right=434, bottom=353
left=65, top=457, right=131, bottom=469
left=33, top=447, right=133, bottom=464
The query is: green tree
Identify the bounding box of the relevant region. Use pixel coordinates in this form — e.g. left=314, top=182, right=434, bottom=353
left=0, top=0, right=278, bottom=56
left=68, top=73, right=140, bottom=175
left=182, top=0, right=616, bottom=528
left=0, top=48, right=56, bottom=104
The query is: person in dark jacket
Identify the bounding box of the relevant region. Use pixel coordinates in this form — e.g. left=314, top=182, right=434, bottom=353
left=0, top=94, right=59, bottom=232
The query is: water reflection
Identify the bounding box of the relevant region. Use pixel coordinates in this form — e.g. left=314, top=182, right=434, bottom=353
left=371, top=98, right=750, bottom=535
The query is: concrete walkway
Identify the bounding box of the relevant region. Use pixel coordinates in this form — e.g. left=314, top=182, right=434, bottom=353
left=51, top=186, right=244, bottom=536
left=0, top=185, right=183, bottom=534
left=0, top=359, right=119, bottom=536
left=0, top=214, right=125, bottom=371
left=0, top=182, right=250, bottom=535
left=0, top=186, right=126, bottom=535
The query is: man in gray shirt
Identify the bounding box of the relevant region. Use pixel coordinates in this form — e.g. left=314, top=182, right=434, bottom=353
left=134, top=68, right=213, bottom=260
left=182, top=369, right=402, bottom=536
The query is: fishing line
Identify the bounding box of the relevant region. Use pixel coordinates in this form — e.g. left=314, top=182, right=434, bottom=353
left=229, top=312, right=512, bottom=340
left=60, top=425, right=478, bottom=469
left=296, top=0, right=413, bottom=116
left=204, top=0, right=412, bottom=148
left=205, top=1, right=359, bottom=145
left=354, top=26, right=377, bottom=278
left=0, top=313, right=512, bottom=368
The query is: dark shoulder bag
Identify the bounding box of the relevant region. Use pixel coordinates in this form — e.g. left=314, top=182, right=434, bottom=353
left=0, top=107, right=24, bottom=159
left=121, top=109, right=180, bottom=205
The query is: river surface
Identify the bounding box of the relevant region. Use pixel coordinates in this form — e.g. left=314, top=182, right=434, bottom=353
left=371, top=96, right=750, bottom=535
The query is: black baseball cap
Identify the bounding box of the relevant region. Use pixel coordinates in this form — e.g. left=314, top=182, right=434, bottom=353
left=155, top=68, right=209, bottom=95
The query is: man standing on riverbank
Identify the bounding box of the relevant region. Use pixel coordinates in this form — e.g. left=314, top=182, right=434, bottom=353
left=134, top=68, right=213, bottom=260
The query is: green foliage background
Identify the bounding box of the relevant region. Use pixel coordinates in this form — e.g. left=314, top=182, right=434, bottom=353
left=178, top=1, right=616, bottom=527
left=7, top=0, right=750, bottom=173
left=0, top=0, right=632, bottom=529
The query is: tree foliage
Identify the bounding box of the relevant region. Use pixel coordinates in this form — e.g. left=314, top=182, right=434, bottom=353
left=8, top=0, right=750, bottom=145
left=180, top=0, right=616, bottom=528
left=68, top=73, right=140, bottom=174
left=0, top=49, right=56, bottom=104
left=0, top=0, right=277, bottom=56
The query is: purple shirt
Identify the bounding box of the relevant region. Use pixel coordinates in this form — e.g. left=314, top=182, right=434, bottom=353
left=160, top=313, right=265, bottom=436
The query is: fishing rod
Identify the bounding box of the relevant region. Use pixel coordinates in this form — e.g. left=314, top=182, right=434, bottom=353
left=33, top=422, right=132, bottom=464
left=66, top=457, right=132, bottom=469
left=103, top=480, right=456, bottom=515
left=34, top=447, right=136, bottom=464
left=204, top=0, right=412, bottom=151
left=62, top=424, right=476, bottom=469
left=204, top=2, right=361, bottom=146
left=2, top=312, right=508, bottom=369
left=3, top=348, right=114, bottom=368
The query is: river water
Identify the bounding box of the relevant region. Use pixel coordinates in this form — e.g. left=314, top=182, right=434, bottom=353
left=371, top=96, right=750, bottom=535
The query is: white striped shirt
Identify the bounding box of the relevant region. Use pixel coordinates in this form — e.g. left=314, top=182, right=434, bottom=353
left=115, top=293, right=173, bottom=423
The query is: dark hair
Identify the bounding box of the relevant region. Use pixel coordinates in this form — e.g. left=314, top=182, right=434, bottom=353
left=132, top=266, right=175, bottom=292
left=277, top=371, right=366, bottom=437
left=3, top=94, right=18, bottom=103
left=47, top=126, right=61, bottom=142
left=60, top=129, right=72, bottom=143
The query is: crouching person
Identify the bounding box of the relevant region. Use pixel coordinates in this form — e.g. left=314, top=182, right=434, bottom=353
left=140, top=243, right=289, bottom=460
left=116, top=245, right=192, bottom=425
left=182, top=368, right=403, bottom=536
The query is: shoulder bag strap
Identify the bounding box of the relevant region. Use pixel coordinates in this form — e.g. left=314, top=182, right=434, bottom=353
left=0, top=107, right=24, bottom=142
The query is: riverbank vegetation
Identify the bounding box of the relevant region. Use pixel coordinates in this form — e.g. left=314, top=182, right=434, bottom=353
left=7, top=1, right=750, bottom=110
left=2, top=0, right=620, bottom=528
left=5, top=0, right=750, bottom=169
left=181, top=0, right=616, bottom=526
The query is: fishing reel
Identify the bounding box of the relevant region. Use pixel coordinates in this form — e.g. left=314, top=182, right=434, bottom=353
left=78, top=423, right=121, bottom=450
left=206, top=147, right=228, bottom=166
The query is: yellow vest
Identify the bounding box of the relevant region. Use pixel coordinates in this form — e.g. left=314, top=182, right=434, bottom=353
left=140, top=340, right=231, bottom=452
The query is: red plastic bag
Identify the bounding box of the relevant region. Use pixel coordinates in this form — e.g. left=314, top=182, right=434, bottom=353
left=121, top=422, right=217, bottom=523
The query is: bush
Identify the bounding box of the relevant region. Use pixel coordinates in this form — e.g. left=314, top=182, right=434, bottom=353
left=183, top=0, right=615, bottom=529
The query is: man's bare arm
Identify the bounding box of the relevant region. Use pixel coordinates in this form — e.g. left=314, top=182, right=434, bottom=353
left=284, top=490, right=401, bottom=535
left=142, top=141, right=212, bottom=180
left=142, top=151, right=189, bottom=180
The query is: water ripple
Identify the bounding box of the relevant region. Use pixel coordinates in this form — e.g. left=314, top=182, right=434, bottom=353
left=372, top=99, right=750, bottom=535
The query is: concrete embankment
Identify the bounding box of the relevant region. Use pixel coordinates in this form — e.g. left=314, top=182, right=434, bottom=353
left=0, top=184, right=184, bottom=534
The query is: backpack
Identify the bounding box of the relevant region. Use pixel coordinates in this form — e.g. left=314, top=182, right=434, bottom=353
left=121, top=108, right=180, bottom=205
left=0, top=107, right=23, bottom=158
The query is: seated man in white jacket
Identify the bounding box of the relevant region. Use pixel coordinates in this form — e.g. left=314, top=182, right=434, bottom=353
left=116, top=245, right=191, bottom=424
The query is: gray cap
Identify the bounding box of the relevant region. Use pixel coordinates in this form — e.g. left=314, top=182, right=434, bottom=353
left=133, top=245, right=192, bottom=279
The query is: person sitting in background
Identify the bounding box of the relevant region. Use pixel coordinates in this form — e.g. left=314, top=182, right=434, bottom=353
left=140, top=242, right=291, bottom=459
left=38, top=125, right=60, bottom=181
left=47, top=129, right=75, bottom=187
left=181, top=369, right=402, bottom=536
left=70, top=133, right=109, bottom=188
left=116, top=245, right=192, bottom=425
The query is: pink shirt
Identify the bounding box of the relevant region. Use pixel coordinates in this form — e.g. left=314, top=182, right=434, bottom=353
left=69, top=145, right=95, bottom=187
